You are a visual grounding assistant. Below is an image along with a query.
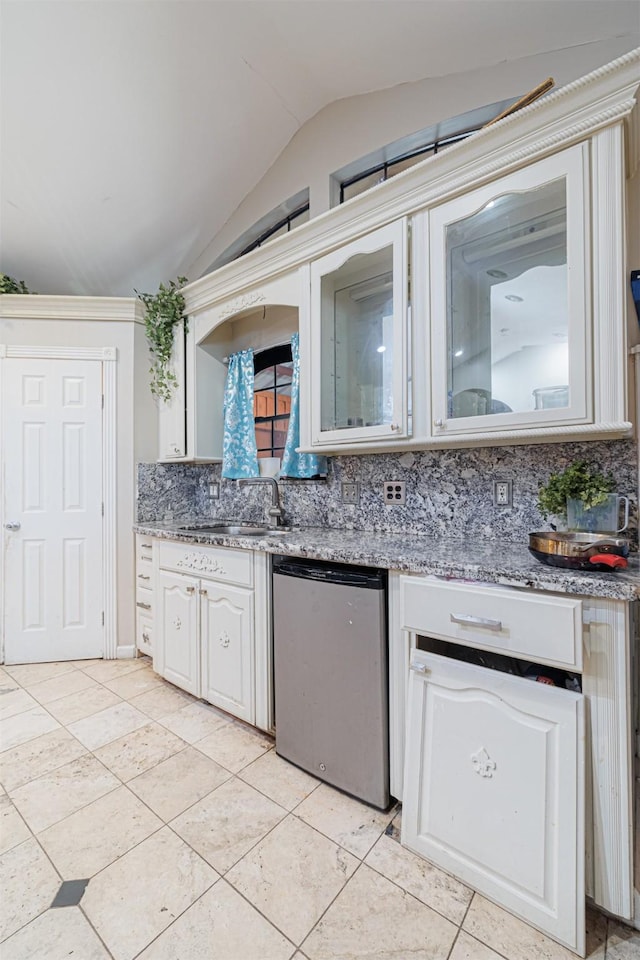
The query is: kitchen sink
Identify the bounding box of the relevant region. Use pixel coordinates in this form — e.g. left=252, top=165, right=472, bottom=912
left=177, top=523, right=291, bottom=536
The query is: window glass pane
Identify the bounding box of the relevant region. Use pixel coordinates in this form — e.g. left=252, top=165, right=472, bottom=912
left=267, top=223, right=288, bottom=241
left=292, top=207, right=310, bottom=227
left=273, top=421, right=289, bottom=450
left=255, top=424, right=272, bottom=451
left=254, top=389, right=275, bottom=418
left=342, top=170, right=385, bottom=202
left=446, top=179, right=568, bottom=418
left=275, top=361, right=293, bottom=386
left=388, top=151, right=433, bottom=178
left=275, top=383, right=292, bottom=416
left=254, top=367, right=275, bottom=391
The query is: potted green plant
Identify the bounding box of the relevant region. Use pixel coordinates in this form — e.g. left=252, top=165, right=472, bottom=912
left=537, top=461, right=621, bottom=531
left=135, top=277, right=188, bottom=401
left=0, top=273, right=31, bottom=294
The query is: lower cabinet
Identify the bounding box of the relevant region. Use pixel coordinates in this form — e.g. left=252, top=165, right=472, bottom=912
left=153, top=540, right=268, bottom=728
left=403, top=648, right=584, bottom=955
left=201, top=581, right=253, bottom=723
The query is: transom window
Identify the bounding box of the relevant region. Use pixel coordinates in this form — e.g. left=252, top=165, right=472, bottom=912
left=253, top=344, right=293, bottom=461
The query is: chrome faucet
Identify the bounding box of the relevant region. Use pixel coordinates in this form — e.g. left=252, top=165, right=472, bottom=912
left=237, top=477, right=284, bottom=528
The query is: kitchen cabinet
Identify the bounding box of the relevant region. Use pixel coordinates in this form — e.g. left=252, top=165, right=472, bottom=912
left=153, top=539, right=271, bottom=728
left=135, top=536, right=154, bottom=657
left=403, top=648, right=584, bottom=954
left=306, top=220, right=409, bottom=448
left=391, top=572, right=635, bottom=953
left=429, top=144, right=590, bottom=437
left=157, top=321, right=187, bottom=461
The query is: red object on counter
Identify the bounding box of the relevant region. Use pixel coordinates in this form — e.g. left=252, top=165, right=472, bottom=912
left=588, top=554, right=628, bottom=569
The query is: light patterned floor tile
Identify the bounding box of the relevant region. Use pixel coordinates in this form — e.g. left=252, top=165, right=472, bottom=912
left=605, top=918, right=640, bottom=958
left=104, top=668, right=165, bottom=700
left=195, top=721, right=273, bottom=773
left=27, top=669, right=98, bottom=705
left=0, top=687, right=39, bottom=721
left=138, top=880, right=295, bottom=960
left=128, top=746, right=231, bottom=821
left=0, top=728, right=87, bottom=792
left=365, top=833, right=473, bottom=924
left=68, top=701, right=150, bottom=750
left=0, top=794, right=32, bottom=854
left=157, top=701, right=231, bottom=744
left=295, top=782, right=395, bottom=859
left=128, top=682, right=194, bottom=720
left=9, top=754, right=120, bottom=833
left=94, top=722, right=188, bottom=782
left=0, top=837, right=61, bottom=941
left=45, top=684, right=123, bottom=725
left=226, top=814, right=358, bottom=945
left=170, top=776, right=286, bottom=873
left=449, top=931, right=506, bottom=959
left=0, top=906, right=112, bottom=959
left=302, top=863, right=457, bottom=960
left=82, top=826, right=217, bottom=960
left=239, top=749, right=320, bottom=810
left=38, top=784, right=162, bottom=879
left=3, top=661, right=77, bottom=687
left=0, top=706, right=61, bottom=752
left=463, top=894, right=607, bottom=960
left=79, top=658, right=148, bottom=682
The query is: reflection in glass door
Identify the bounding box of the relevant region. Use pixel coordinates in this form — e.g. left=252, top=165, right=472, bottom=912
left=446, top=178, right=569, bottom=419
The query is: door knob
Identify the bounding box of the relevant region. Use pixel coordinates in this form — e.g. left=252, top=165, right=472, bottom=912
left=4, top=522, right=20, bottom=531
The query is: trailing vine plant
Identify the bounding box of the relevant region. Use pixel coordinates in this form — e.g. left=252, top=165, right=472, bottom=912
left=537, top=460, right=615, bottom=521
left=135, top=277, right=188, bottom=401
left=0, top=273, right=31, bottom=294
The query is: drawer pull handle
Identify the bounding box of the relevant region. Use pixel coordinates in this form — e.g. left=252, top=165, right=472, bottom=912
left=450, top=613, right=502, bottom=631
left=136, top=601, right=151, bottom=610
left=142, top=631, right=150, bottom=644
left=138, top=574, right=150, bottom=581
left=199, top=588, right=208, bottom=596
left=185, top=586, right=196, bottom=594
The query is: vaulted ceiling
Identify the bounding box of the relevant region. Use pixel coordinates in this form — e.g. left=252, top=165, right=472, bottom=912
left=1, top=1, right=638, bottom=297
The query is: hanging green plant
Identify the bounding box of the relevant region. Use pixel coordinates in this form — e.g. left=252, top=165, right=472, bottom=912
left=537, top=460, right=615, bottom=520
left=0, top=273, right=31, bottom=294
left=136, top=277, right=188, bottom=401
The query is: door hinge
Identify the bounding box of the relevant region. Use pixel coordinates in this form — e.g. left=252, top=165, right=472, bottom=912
left=101, top=503, right=104, bottom=517
left=101, top=611, right=105, bottom=626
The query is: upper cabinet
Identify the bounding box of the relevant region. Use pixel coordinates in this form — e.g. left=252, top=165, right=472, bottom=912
left=307, top=220, right=409, bottom=447
left=429, top=144, right=590, bottom=437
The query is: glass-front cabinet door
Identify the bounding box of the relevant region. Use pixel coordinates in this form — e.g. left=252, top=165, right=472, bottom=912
left=429, top=144, right=590, bottom=436
left=310, top=220, right=409, bottom=445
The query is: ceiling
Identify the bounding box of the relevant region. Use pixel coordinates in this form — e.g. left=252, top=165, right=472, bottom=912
left=1, top=1, right=638, bottom=298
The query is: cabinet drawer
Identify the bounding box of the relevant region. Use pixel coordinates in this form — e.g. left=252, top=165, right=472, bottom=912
left=136, top=609, right=153, bottom=657
left=158, top=540, right=253, bottom=587
left=136, top=585, right=153, bottom=616
left=136, top=537, right=154, bottom=567
left=400, top=576, right=583, bottom=670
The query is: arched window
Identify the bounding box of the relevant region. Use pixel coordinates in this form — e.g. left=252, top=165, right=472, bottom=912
left=253, top=344, right=293, bottom=461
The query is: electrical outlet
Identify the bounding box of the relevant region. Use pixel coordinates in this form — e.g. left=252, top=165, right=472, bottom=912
left=383, top=480, right=406, bottom=505
left=341, top=481, right=360, bottom=504
left=493, top=480, right=512, bottom=507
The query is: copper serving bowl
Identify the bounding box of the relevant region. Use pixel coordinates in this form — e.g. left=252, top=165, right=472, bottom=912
left=528, top=531, right=630, bottom=571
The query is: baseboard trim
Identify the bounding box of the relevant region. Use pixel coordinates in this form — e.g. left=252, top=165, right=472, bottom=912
left=116, top=645, right=136, bottom=660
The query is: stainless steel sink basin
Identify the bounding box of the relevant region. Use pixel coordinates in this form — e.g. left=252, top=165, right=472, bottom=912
left=177, top=523, right=291, bottom=536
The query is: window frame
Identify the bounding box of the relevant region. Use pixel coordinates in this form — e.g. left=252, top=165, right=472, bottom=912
left=253, top=343, right=294, bottom=460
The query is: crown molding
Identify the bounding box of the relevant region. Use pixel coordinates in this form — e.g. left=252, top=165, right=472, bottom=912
left=0, top=295, right=145, bottom=323
left=183, top=47, right=640, bottom=317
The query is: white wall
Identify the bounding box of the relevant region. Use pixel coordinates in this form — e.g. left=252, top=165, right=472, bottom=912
left=189, top=36, right=639, bottom=278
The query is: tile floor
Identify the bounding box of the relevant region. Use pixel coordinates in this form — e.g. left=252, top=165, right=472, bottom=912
left=1, top=656, right=639, bottom=960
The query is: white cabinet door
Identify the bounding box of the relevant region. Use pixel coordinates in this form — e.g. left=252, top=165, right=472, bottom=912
left=157, top=569, right=199, bottom=695
left=402, top=649, right=585, bottom=955
left=429, top=143, right=590, bottom=438
left=201, top=581, right=254, bottom=723
left=308, top=220, right=409, bottom=447
left=158, top=320, right=186, bottom=460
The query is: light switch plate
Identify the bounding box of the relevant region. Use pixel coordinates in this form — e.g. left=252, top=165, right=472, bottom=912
left=341, top=481, right=360, bottom=504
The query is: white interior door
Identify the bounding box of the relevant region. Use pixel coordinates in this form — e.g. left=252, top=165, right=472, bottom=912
left=2, top=358, right=104, bottom=663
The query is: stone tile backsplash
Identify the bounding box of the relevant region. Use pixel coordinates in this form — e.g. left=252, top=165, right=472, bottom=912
left=137, top=438, right=638, bottom=544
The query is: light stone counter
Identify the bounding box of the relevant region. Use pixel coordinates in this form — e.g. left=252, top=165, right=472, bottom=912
left=133, top=521, right=640, bottom=601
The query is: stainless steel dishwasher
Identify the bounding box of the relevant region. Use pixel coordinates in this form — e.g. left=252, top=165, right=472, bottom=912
left=272, top=555, right=389, bottom=809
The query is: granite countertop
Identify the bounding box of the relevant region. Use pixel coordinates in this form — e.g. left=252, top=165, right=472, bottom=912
left=133, top=521, right=640, bottom=601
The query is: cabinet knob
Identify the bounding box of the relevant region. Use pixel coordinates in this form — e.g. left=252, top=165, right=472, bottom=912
left=199, top=588, right=208, bottom=596
left=142, top=631, right=150, bottom=643
left=185, top=586, right=195, bottom=594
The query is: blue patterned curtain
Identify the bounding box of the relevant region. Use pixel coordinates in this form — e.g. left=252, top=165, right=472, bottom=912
left=221, top=349, right=259, bottom=479
left=281, top=333, right=327, bottom=479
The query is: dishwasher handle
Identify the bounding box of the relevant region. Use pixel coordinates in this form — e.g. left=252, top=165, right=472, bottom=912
left=273, top=558, right=386, bottom=589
